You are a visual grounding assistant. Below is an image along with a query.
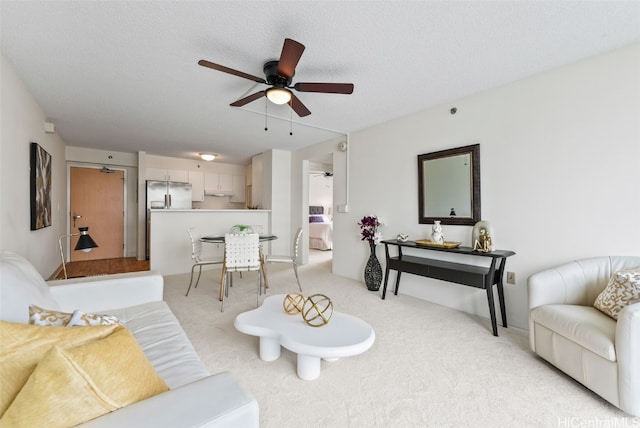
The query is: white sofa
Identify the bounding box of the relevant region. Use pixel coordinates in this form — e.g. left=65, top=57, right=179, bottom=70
left=528, top=256, right=640, bottom=417
left=0, top=250, right=259, bottom=427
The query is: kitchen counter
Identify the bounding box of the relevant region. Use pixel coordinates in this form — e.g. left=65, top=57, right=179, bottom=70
left=149, top=209, right=272, bottom=275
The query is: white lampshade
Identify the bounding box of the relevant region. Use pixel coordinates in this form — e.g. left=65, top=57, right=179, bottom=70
left=266, top=88, right=292, bottom=105
left=200, top=153, right=216, bottom=161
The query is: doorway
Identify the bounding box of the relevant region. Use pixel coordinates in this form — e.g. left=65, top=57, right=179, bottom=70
left=308, top=157, right=334, bottom=265
left=68, top=166, right=124, bottom=261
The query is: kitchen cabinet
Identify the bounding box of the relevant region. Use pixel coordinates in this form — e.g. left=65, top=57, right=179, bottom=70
left=188, top=170, right=204, bottom=201
left=230, top=175, right=246, bottom=203
left=146, top=168, right=188, bottom=183
left=204, top=173, right=233, bottom=195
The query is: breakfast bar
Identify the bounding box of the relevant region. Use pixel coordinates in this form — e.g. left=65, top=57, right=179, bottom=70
left=149, top=209, right=271, bottom=276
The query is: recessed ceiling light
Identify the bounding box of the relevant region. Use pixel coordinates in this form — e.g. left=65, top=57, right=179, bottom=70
left=200, top=153, right=216, bottom=161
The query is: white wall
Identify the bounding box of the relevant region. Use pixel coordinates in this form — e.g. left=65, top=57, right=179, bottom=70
left=261, top=149, right=291, bottom=254
left=309, top=173, right=333, bottom=214
left=327, top=44, right=640, bottom=330
left=251, top=154, right=263, bottom=208
left=1, top=55, right=67, bottom=277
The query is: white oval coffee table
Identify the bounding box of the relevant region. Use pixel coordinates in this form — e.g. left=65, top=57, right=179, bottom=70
left=234, top=294, right=375, bottom=380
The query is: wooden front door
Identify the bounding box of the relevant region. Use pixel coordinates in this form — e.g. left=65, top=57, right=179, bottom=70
left=69, top=166, right=124, bottom=261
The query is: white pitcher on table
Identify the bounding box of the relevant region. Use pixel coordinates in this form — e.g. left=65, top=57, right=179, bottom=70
left=431, top=221, right=444, bottom=244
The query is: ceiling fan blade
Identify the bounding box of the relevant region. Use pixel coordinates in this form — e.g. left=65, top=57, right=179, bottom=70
left=198, top=60, right=266, bottom=84
left=277, top=38, right=305, bottom=80
left=230, top=91, right=266, bottom=107
left=288, top=93, right=311, bottom=117
left=293, top=82, right=354, bottom=94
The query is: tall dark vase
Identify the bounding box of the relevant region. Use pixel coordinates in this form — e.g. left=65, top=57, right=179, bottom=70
left=364, top=242, right=382, bottom=291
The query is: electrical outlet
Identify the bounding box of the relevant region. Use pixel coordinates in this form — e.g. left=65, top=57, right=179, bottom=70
left=507, top=272, right=516, bottom=284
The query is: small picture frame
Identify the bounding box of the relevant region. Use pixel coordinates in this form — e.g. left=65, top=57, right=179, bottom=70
left=30, top=142, right=52, bottom=230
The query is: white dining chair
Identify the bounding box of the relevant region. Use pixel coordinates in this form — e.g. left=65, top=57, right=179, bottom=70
left=219, top=233, right=267, bottom=311
left=186, top=227, right=224, bottom=296
left=265, top=227, right=303, bottom=292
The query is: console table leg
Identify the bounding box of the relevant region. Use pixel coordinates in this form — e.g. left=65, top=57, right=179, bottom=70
left=497, top=282, right=508, bottom=328
left=382, top=266, right=390, bottom=300
left=297, top=354, right=321, bottom=381
left=394, top=271, right=402, bottom=296
left=259, top=337, right=281, bottom=361
left=495, top=258, right=508, bottom=328
left=485, top=285, right=498, bottom=337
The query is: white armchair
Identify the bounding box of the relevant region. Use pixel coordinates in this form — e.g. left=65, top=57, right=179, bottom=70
left=528, top=256, right=640, bottom=417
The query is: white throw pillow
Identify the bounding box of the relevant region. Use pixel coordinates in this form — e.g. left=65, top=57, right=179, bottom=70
left=594, top=266, right=640, bottom=320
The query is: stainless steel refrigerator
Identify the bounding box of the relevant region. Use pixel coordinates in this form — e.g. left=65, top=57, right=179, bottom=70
left=146, top=180, right=192, bottom=258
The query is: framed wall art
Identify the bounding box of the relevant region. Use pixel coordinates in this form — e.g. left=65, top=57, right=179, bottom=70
left=30, top=142, right=52, bottom=230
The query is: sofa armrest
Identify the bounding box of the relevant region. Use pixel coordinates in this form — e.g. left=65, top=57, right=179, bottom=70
left=47, top=271, right=163, bottom=313
left=616, top=303, right=640, bottom=416
left=78, top=373, right=259, bottom=428
left=528, top=266, right=589, bottom=351
left=528, top=267, right=588, bottom=310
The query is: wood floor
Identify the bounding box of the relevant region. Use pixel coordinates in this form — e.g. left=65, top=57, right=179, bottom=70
left=49, top=257, right=150, bottom=280
left=49, top=250, right=331, bottom=280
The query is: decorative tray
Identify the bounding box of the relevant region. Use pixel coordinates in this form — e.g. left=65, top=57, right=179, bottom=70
left=414, top=239, right=461, bottom=249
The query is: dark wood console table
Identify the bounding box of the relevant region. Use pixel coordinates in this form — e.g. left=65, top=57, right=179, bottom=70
left=381, top=240, right=515, bottom=336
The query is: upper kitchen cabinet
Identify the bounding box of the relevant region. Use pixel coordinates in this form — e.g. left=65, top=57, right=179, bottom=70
left=146, top=168, right=189, bottom=183
left=188, top=170, right=204, bottom=202
left=204, top=173, right=233, bottom=195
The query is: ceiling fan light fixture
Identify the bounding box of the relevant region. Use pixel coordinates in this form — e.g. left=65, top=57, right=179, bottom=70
left=266, top=88, right=292, bottom=105
left=200, top=153, right=216, bottom=161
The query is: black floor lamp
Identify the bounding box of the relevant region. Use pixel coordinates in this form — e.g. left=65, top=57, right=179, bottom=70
left=58, top=226, right=98, bottom=279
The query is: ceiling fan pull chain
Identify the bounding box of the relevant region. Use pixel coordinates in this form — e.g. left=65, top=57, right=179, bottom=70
left=264, top=99, right=268, bottom=131
left=290, top=110, right=293, bottom=136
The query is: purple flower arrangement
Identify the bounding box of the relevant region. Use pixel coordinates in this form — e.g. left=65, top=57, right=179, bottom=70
left=358, top=215, right=382, bottom=245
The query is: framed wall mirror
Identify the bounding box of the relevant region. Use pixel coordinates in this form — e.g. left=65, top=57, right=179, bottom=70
left=418, top=144, right=480, bottom=226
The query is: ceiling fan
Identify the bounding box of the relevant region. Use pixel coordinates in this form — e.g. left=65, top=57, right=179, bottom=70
left=198, top=38, right=354, bottom=117
left=310, top=171, right=333, bottom=178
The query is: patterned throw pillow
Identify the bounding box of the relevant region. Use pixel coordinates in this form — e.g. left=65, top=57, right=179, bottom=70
left=594, top=266, right=640, bottom=320
left=29, top=305, right=121, bottom=327
left=66, top=310, right=121, bottom=327
left=28, top=305, right=72, bottom=326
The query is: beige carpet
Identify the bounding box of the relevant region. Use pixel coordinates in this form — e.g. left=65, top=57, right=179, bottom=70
left=163, top=251, right=630, bottom=427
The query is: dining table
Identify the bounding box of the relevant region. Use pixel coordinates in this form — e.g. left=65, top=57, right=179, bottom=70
left=200, top=234, right=278, bottom=243
left=200, top=234, right=278, bottom=294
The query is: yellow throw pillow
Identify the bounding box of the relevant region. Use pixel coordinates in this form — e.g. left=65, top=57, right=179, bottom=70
left=0, top=346, right=118, bottom=428
left=0, top=326, right=168, bottom=428
left=594, top=266, right=640, bottom=320
left=0, top=321, right=120, bottom=416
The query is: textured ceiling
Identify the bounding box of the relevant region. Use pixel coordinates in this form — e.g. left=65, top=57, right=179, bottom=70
left=2, top=1, right=639, bottom=165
